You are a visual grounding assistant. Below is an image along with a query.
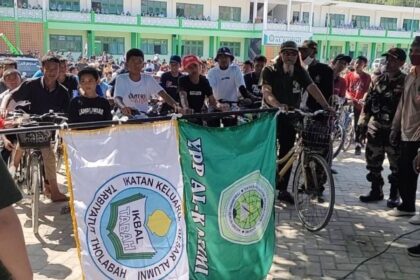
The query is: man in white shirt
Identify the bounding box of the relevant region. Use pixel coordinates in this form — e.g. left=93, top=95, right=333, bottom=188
left=207, top=47, right=251, bottom=103
left=114, top=49, right=182, bottom=116
left=207, top=47, right=252, bottom=126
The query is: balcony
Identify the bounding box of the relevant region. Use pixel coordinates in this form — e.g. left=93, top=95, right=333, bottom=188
left=331, top=27, right=359, bottom=36
left=47, top=11, right=91, bottom=22
left=17, top=8, right=42, bottom=20
left=387, top=30, right=412, bottom=38
left=95, top=14, right=136, bottom=25
left=140, top=16, right=178, bottom=27
left=359, top=29, right=386, bottom=37
left=0, top=7, right=14, bottom=18
left=181, top=19, right=218, bottom=29
left=221, top=21, right=254, bottom=31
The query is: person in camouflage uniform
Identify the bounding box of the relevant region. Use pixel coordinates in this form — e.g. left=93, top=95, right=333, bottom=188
left=358, top=48, right=406, bottom=208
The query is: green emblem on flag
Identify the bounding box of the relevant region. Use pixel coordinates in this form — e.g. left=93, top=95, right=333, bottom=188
left=219, top=171, right=274, bottom=244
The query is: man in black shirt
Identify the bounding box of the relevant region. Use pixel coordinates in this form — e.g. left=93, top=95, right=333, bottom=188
left=58, top=57, right=79, bottom=98
left=261, top=41, right=331, bottom=204
left=244, top=55, right=267, bottom=98
left=179, top=55, right=217, bottom=124
left=299, top=40, right=334, bottom=111
left=7, top=55, right=69, bottom=202
left=160, top=55, right=183, bottom=114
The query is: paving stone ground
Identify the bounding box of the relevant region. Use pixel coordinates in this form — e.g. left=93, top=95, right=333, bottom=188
left=14, top=147, right=420, bottom=280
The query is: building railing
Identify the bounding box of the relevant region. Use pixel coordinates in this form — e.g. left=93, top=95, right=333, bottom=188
left=0, top=7, right=418, bottom=40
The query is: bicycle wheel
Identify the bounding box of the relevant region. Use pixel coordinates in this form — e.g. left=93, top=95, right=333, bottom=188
left=29, top=154, right=42, bottom=234
left=293, top=153, right=335, bottom=232
left=332, top=123, right=345, bottom=159
left=342, top=119, right=354, bottom=151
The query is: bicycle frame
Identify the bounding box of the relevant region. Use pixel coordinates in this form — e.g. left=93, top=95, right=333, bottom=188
left=276, top=139, right=303, bottom=180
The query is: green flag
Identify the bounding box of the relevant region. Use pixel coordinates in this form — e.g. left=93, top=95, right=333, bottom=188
left=179, top=113, right=276, bottom=280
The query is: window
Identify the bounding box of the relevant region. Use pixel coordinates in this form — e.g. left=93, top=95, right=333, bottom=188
left=325, top=13, right=345, bottom=27
left=91, top=0, right=123, bottom=14
left=95, top=37, right=125, bottom=55
left=176, top=3, right=204, bottom=18
left=292, top=11, right=311, bottom=24
left=141, top=39, right=168, bottom=55
left=0, top=0, right=13, bottom=7
left=141, top=0, right=167, bottom=16
left=220, top=41, right=240, bottom=57
left=351, top=15, right=370, bottom=28
left=16, top=0, right=29, bottom=8
left=49, top=35, right=83, bottom=52
left=403, top=19, right=419, bottom=31
left=219, top=6, right=241, bottom=22
left=49, top=0, right=80, bottom=11
left=182, top=40, right=204, bottom=57
left=380, top=17, right=397, bottom=30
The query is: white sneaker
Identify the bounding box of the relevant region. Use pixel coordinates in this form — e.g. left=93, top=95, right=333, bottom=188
left=388, top=208, right=416, bottom=217
left=409, top=214, right=420, bottom=225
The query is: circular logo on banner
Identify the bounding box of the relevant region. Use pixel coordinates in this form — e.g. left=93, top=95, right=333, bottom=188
left=218, top=171, right=274, bottom=244
left=84, top=172, right=184, bottom=280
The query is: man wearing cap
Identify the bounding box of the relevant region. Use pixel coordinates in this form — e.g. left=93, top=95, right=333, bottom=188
left=388, top=37, right=420, bottom=222
left=178, top=55, right=218, bottom=123
left=331, top=54, right=352, bottom=104
left=344, top=55, right=371, bottom=155
left=261, top=40, right=332, bottom=204
left=244, top=55, right=267, bottom=99
left=207, top=47, right=253, bottom=126
left=299, top=40, right=334, bottom=112
left=160, top=55, right=184, bottom=114
left=358, top=48, right=406, bottom=207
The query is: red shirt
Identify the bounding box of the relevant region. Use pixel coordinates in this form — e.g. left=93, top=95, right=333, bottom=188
left=344, top=71, right=371, bottom=101
left=333, top=76, right=347, bottom=98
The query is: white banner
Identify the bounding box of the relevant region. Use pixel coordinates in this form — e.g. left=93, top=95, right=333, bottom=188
left=262, top=30, right=313, bottom=45
left=62, top=121, right=188, bottom=280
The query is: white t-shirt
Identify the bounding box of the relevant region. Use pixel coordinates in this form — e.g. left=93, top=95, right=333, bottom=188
left=114, top=73, right=163, bottom=113
left=207, top=64, right=245, bottom=102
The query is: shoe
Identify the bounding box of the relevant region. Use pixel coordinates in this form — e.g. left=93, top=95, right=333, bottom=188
left=408, top=244, right=420, bottom=257
left=388, top=208, right=416, bottom=217
left=359, top=191, right=384, bottom=203
left=387, top=197, right=401, bottom=208
left=409, top=215, right=420, bottom=225
left=277, top=191, right=294, bottom=205
left=355, top=145, right=361, bottom=156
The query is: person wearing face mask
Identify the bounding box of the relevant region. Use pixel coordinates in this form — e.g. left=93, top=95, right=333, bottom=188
left=260, top=40, right=332, bottom=204
left=299, top=41, right=334, bottom=112
left=358, top=48, right=406, bottom=208
left=388, top=37, right=420, bottom=221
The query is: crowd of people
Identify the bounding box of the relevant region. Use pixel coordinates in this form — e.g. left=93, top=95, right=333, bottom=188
left=0, top=37, right=419, bottom=278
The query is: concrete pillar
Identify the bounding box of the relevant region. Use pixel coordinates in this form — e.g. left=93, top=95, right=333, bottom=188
left=309, top=0, right=314, bottom=31
left=286, top=0, right=292, bottom=30
left=326, top=40, right=331, bottom=62
left=87, top=30, right=95, bottom=57
left=253, top=0, right=258, bottom=23
left=344, top=41, right=350, bottom=55
left=263, top=0, right=268, bottom=30
left=209, top=36, right=215, bottom=58
left=370, top=42, right=376, bottom=64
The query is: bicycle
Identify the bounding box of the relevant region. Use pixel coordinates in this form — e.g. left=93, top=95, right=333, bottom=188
left=341, top=103, right=355, bottom=152
left=277, top=109, right=335, bottom=232
left=7, top=111, right=68, bottom=234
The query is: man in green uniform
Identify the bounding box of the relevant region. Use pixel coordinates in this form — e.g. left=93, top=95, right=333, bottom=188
left=358, top=48, right=406, bottom=208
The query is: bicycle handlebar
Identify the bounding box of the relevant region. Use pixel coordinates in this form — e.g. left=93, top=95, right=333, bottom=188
left=277, top=108, right=328, bottom=117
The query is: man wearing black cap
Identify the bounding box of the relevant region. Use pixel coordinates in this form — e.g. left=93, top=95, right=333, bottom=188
left=261, top=40, right=332, bottom=204
left=331, top=54, right=352, bottom=100
left=207, top=47, right=252, bottom=126
left=358, top=48, right=406, bottom=207
left=160, top=55, right=183, bottom=114
left=344, top=55, right=371, bottom=155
